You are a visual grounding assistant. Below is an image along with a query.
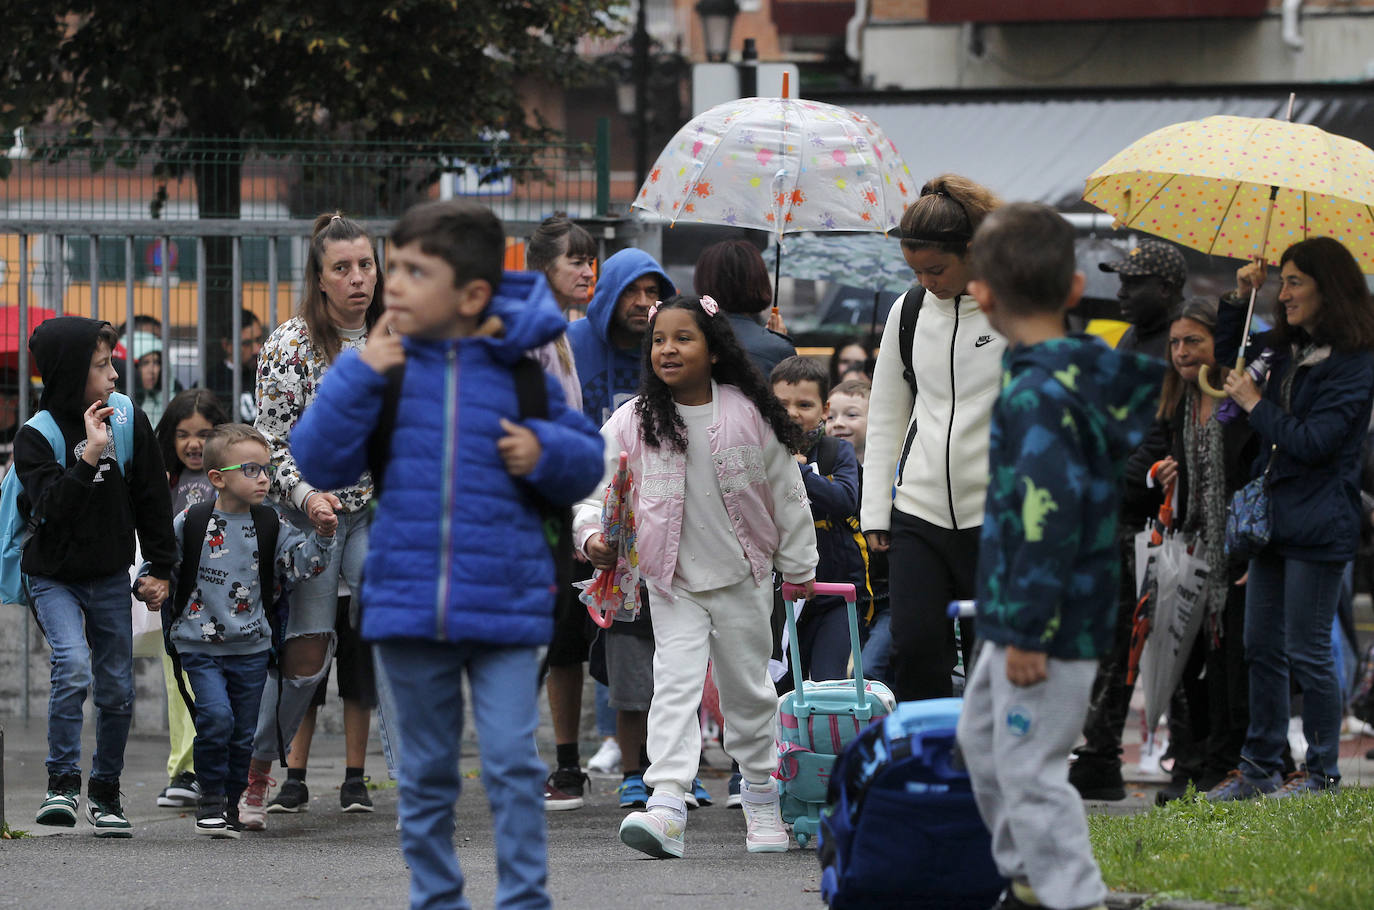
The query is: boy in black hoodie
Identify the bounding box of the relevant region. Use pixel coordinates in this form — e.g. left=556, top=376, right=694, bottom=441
left=17, top=317, right=176, bottom=836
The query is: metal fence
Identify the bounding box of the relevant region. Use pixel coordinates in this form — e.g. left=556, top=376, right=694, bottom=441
left=3, top=128, right=615, bottom=221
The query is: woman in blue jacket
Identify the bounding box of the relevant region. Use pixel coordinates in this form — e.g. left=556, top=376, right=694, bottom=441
left=1209, top=236, right=1374, bottom=801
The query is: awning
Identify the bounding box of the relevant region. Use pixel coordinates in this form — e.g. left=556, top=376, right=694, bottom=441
left=814, top=86, right=1374, bottom=211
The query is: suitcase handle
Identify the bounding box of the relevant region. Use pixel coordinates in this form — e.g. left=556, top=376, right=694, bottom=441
left=780, top=581, right=871, bottom=720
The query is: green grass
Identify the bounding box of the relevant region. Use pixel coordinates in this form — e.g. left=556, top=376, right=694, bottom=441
left=0, top=822, right=30, bottom=839
left=1088, top=787, right=1374, bottom=910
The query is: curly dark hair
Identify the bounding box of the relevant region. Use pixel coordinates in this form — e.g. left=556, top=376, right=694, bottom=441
left=634, top=295, right=801, bottom=454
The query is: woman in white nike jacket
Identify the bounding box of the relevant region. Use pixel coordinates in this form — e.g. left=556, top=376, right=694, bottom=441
left=860, top=175, right=1005, bottom=701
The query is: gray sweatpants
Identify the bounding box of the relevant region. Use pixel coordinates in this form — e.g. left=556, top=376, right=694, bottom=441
left=957, top=642, right=1106, bottom=910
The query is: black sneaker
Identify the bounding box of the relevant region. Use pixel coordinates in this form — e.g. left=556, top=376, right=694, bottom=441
left=85, top=777, right=133, bottom=838
left=36, top=772, right=82, bottom=827
left=1068, top=757, right=1126, bottom=801
left=195, top=795, right=240, bottom=839
left=340, top=776, right=374, bottom=813
left=267, top=778, right=310, bottom=813
left=157, top=771, right=199, bottom=808
left=544, top=767, right=589, bottom=811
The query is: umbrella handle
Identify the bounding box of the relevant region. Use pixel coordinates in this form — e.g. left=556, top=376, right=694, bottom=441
left=1199, top=282, right=1260, bottom=398
left=1197, top=358, right=1242, bottom=399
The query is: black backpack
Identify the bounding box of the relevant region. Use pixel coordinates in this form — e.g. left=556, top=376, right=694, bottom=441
left=162, top=502, right=290, bottom=762
left=897, top=290, right=924, bottom=400
left=365, top=357, right=574, bottom=597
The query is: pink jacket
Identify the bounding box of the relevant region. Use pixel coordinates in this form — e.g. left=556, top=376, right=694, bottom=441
left=575, top=382, right=817, bottom=597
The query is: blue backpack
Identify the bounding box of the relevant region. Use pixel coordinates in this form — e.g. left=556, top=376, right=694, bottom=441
left=817, top=698, right=1007, bottom=910
left=0, top=392, right=136, bottom=605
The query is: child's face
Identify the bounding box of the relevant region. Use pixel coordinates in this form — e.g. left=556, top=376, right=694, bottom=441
left=826, top=391, right=869, bottom=458
left=175, top=412, right=215, bottom=473
left=650, top=308, right=714, bottom=406
left=384, top=241, right=487, bottom=339
left=774, top=380, right=828, bottom=435
left=137, top=353, right=162, bottom=391
left=83, top=342, right=119, bottom=407
left=209, top=440, right=271, bottom=510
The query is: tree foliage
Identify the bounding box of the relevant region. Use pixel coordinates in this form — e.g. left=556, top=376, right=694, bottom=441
left=1, top=0, right=619, bottom=160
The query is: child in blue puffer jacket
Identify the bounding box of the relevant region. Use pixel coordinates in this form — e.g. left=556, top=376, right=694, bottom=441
left=291, top=200, right=605, bottom=910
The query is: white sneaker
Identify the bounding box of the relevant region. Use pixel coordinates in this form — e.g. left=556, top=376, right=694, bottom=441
left=740, top=780, right=788, bottom=853
left=587, top=737, right=622, bottom=775
left=619, top=795, right=686, bottom=859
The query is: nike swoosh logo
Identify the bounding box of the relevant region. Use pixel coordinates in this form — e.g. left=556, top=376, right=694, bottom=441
left=975, top=335, right=996, bottom=348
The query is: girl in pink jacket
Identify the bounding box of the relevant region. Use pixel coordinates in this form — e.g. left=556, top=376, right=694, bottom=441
left=575, top=294, right=818, bottom=859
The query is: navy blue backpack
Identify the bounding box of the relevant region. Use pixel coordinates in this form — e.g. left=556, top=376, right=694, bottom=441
left=817, top=698, right=1007, bottom=910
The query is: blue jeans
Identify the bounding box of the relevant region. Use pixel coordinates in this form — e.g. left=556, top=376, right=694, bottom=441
left=376, top=640, right=550, bottom=910
left=861, top=608, right=893, bottom=686
left=251, top=507, right=370, bottom=762
left=30, top=572, right=136, bottom=782
left=1241, top=552, right=1344, bottom=781
left=179, top=650, right=269, bottom=803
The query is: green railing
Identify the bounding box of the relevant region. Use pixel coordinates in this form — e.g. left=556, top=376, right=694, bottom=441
left=2, top=127, right=615, bottom=221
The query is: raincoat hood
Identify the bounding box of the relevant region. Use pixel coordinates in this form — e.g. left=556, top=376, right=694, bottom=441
left=567, top=248, right=675, bottom=425
left=29, top=316, right=113, bottom=415
left=1006, top=334, right=1163, bottom=461
left=584, top=248, right=675, bottom=348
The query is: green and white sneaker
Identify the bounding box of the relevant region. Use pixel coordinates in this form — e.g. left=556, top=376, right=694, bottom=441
left=36, top=773, right=82, bottom=827
left=618, top=795, right=686, bottom=859
left=85, top=778, right=133, bottom=838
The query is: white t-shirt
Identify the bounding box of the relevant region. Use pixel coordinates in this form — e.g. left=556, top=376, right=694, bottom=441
left=672, top=400, right=751, bottom=592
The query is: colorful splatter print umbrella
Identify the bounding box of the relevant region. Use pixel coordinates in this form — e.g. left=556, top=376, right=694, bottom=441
left=632, top=97, right=916, bottom=241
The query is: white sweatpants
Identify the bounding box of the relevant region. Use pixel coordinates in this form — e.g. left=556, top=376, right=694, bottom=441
left=643, top=575, right=779, bottom=798
left=957, top=642, right=1106, bottom=910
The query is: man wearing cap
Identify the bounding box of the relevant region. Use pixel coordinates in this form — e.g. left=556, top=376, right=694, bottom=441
left=1101, top=238, right=1188, bottom=361
left=1068, top=238, right=1187, bottom=801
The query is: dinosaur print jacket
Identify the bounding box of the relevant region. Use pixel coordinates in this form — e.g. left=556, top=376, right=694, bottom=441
left=974, top=334, right=1163, bottom=660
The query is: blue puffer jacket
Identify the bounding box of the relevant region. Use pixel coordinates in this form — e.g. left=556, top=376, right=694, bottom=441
left=1217, top=300, right=1374, bottom=562
left=291, top=271, right=606, bottom=646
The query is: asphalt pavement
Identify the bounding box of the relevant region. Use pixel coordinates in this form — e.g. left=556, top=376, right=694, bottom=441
left=2, top=705, right=1370, bottom=909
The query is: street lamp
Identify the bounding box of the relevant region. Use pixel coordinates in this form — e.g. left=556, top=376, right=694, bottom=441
left=695, top=0, right=740, bottom=63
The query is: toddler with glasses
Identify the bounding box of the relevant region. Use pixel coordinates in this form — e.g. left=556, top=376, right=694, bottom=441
left=139, top=423, right=336, bottom=837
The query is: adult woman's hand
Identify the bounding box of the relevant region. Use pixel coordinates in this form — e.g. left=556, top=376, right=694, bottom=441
left=767, top=307, right=787, bottom=334
left=305, top=490, right=343, bottom=535
left=1235, top=259, right=1267, bottom=299
left=1153, top=456, right=1179, bottom=490
left=1223, top=369, right=1263, bottom=413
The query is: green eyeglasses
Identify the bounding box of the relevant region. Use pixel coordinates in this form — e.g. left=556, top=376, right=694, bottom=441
left=218, top=461, right=268, bottom=478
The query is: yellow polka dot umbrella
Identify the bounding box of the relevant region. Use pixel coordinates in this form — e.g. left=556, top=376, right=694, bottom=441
left=1084, top=109, right=1374, bottom=394
left=1084, top=114, right=1374, bottom=271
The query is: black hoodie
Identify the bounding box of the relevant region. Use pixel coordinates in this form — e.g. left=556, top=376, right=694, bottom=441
left=14, top=317, right=175, bottom=581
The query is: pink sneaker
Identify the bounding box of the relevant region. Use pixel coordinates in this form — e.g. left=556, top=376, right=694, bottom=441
left=238, top=770, right=274, bottom=831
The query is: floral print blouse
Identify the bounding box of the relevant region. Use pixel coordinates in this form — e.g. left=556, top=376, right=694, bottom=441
left=254, top=316, right=373, bottom=514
